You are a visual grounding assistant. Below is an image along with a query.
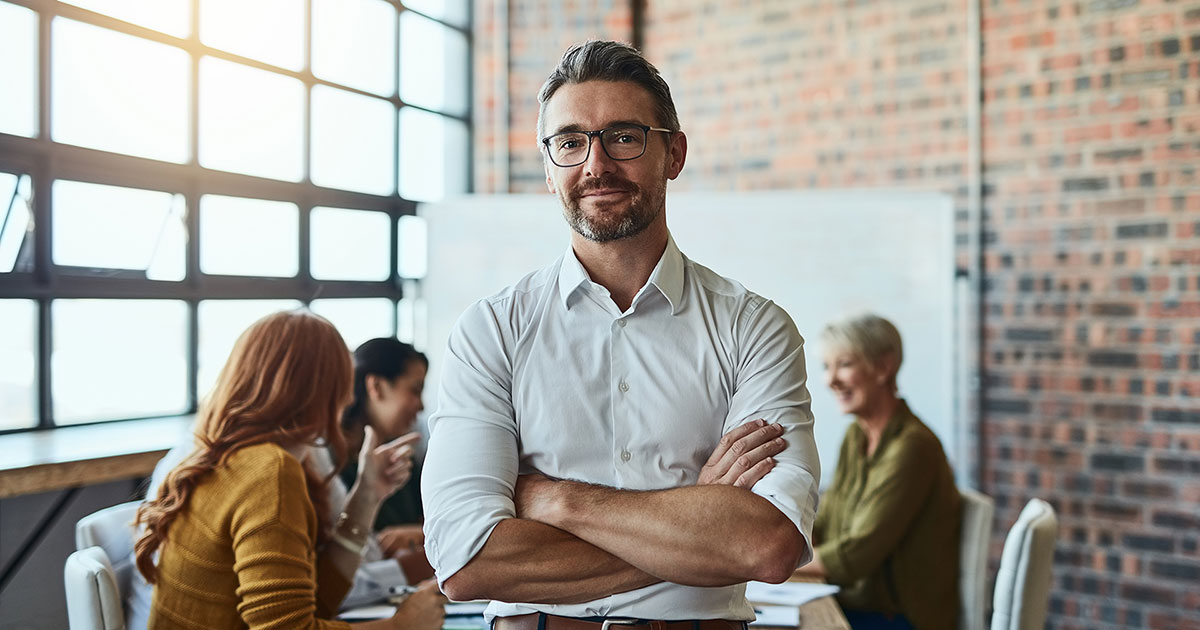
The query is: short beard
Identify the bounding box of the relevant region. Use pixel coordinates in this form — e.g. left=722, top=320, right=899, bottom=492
left=561, top=175, right=664, bottom=243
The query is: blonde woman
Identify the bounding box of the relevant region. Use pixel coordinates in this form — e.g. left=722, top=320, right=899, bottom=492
left=135, top=310, right=445, bottom=630
left=799, top=314, right=961, bottom=630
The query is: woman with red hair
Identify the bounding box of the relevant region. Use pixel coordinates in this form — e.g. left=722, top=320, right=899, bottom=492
left=134, top=310, right=444, bottom=630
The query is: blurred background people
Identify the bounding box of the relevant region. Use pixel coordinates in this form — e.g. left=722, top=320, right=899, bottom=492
left=133, top=310, right=444, bottom=630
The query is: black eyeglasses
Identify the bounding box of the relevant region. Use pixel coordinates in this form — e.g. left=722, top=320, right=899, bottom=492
left=541, top=124, right=673, bottom=168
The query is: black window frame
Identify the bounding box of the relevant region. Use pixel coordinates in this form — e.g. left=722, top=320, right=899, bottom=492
left=0, top=0, right=472, bottom=434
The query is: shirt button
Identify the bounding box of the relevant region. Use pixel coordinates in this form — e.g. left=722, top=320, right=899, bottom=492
left=617, top=319, right=627, bottom=328
left=618, top=381, right=629, bottom=393
left=621, top=449, right=631, bottom=462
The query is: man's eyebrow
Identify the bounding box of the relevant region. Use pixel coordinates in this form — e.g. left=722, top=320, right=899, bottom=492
left=547, top=120, right=649, bottom=136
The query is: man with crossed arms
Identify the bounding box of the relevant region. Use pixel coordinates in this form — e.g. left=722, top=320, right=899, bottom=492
left=422, top=40, right=820, bottom=630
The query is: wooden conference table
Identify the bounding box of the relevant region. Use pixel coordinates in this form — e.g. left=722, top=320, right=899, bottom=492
left=787, top=575, right=850, bottom=630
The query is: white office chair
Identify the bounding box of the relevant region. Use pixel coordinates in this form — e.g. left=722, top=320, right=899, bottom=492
left=65, top=546, right=127, bottom=630
left=958, top=486, right=995, bottom=630
left=990, top=498, right=1058, bottom=630
left=65, top=500, right=141, bottom=630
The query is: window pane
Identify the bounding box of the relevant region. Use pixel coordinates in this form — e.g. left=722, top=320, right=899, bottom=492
left=397, top=215, right=427, bottom=279
left=403, top=0, right=469, bottom=28
left=311, top=86, right=395, bottom=196
left=200, top=195, right=298, bottom=277
left=0, top=2, right=37, bottom=138
left=199, top=0, right=304, bottom=71
left=199, top=57, right=304, bottom=182
left=51, top=299, right=188, bottom=424
left=399, top=108, right=468, bottom=202
left=52, top=180, right=186, bottom=281
left=310, top=207, right=390, bottom=281
left=197, top=299, right=302, bottom=395
left=0, top=173, right=34, bottom=274
left=60, top=0, right=189, bottom=38
left=309, top=298, right=394, bottom=350
left=396, top=283, right=425, bottom=349
left=0, top=299, right=37, bottom=430
left=312, top=0, right=396, bottom=96
left=399, top=11, right=468, bottom=115
left=52, top=18, right=190, bottom=163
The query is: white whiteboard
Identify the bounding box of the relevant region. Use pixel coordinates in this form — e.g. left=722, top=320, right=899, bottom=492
left=419, top=191, right=959, bottom=485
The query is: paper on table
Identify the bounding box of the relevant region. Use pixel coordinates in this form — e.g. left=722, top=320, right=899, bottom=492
left=746, top=581, right=840, bottom=607
left=339, top=602, right=492, bottom=626
left=749, top=605, right=801, bottom=627
left=337, top=603, right=395, bottom=621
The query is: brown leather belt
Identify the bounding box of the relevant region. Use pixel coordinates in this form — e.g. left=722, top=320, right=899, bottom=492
left=493, top=613, right=748, bottom=630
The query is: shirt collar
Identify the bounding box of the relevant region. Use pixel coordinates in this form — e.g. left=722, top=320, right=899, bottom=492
left=556, top=234, right=686, bottom=315
left=647, top=234, right=685, bottom=314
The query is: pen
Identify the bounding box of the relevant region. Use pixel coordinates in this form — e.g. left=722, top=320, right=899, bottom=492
left=388, top=585, right=419, bottom=596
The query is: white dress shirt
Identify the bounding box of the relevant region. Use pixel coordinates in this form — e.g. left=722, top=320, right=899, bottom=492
left=422, top=234, right=820, bottom=621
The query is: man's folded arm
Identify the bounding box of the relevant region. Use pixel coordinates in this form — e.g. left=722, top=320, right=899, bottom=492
left=517, top=479, right=806, bottom=586
left=513, top=299, right=824, bottom=586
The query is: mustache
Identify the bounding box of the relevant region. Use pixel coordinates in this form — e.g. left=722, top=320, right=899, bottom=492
left=573, top=175, right=637, bottom=196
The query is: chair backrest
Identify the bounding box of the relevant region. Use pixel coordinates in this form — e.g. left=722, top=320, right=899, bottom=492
left=991, top=498, right=1058, bottom=630
left=73, top=501, right=141, bottom=628
left=64, top=546, right=127, bottom=630
left=958, top=486, right=995, bottom=630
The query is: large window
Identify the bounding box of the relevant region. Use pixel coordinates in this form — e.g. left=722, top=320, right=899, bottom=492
left=0, top=0, right=467, bottom=432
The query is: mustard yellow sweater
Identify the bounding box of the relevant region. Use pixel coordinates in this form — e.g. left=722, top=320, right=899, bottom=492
left=148, top=442, right=353, bottom=630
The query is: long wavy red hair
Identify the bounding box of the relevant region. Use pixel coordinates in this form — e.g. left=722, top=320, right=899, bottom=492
left=134, top=309, right=352, bottom=583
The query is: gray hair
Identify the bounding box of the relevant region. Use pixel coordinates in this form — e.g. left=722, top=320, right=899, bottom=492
left=536, top=40, right=680, bottom=141
left=821, top=314, right=904, bottom=387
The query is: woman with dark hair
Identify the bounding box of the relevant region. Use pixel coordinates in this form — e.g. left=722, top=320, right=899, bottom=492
left=135, top=311, right=445, bottom=630
left=340, top=338, right=430, bottom=572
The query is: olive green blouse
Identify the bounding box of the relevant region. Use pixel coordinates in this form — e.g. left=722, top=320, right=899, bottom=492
left=814, top=400, right=961, bottom=630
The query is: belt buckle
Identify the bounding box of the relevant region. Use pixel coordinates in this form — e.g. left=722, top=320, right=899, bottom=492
left=600, top=618, right=641, bottom=630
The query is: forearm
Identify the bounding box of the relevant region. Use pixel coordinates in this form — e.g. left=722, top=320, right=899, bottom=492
left=546, top=483, right=805, bottom=585
left=328, top=481, right=381, bottom=580
left=441, top=517, right=658, bottom=603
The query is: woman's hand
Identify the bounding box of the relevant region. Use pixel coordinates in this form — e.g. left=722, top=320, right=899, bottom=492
left=388, top=580, right=446, bottom=630
left=377, top=524, right=425, bottom=557
left=357, top=425, right=420, bottom=505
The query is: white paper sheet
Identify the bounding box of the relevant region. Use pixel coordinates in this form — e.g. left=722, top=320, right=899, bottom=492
left=749, top=605, right=802, bottom=627
left=745, top=581, right=840, bottom=607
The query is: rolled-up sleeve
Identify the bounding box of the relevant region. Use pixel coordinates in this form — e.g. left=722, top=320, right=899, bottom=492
left=421, top=299, right=520, bottom=588
left=726, top=299, right=821, bottom=566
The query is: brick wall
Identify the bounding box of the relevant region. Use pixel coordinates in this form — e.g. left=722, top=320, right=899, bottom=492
left=472, top=0, right=633, bottom=193
left=472, top=1, right=1200, bottom=628
left=980, top=2, right=1200, bottom=629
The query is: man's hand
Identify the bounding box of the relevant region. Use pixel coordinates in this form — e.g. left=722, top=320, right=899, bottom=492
left=697, top=419, right=787, bottom=487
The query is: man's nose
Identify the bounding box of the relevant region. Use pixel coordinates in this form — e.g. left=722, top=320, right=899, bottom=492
left=582, top=136, right=617, bottom=177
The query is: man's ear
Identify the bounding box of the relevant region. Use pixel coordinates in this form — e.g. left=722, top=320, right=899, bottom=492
left=666, top=131, right=688, bottom=180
